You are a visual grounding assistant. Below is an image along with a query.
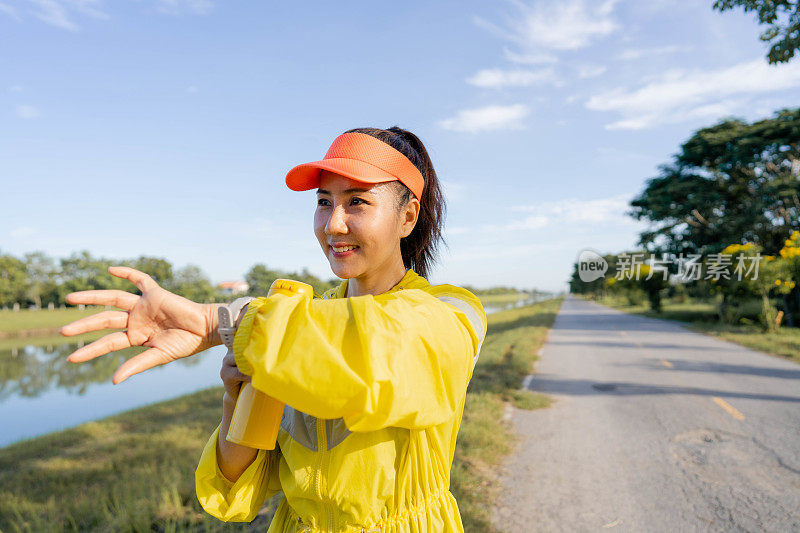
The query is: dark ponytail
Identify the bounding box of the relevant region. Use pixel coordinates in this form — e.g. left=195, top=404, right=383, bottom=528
left=344, top=126, right=447, bottom=280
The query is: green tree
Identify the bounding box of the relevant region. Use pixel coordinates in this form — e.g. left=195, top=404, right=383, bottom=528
left=167, top=265, right=218, bottom=302
left=23, top=251, right=57, bottom=308
left=0, top=253, right=28, bottom=307
left=713, top=0, right=800, bottom=64
left=629, top=108, right=800, bottom=256
left=59, top=250, right=132, bottom=298
left=244, top=264, right=284, bottom=297
left=131, top=256, right=174, bottom=286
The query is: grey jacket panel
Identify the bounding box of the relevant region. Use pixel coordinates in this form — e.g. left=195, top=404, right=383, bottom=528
left=281, top=405, right=352, bottom=452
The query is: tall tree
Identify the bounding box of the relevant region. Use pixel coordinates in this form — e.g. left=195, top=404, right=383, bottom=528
left=23, top=251, right=57, bottom=308
left=131, top=256, right=174, bottom=286
left=713, top=0, right=800, bottom=64
left=167, top=265, right=218, bottom=302
left=0, top=253, right=28, bottom=307
left=245, top=264, right=284, bottom=297
left=629, top=108, right=800, bottom=256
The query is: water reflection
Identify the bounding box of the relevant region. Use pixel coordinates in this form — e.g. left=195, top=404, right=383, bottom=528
left=483, top=293, right=554, bottom=315
left=0, top=338, right=226, bottom=448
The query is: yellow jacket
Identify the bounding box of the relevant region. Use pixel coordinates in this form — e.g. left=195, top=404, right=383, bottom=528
left=195, top=268, right=487, bottom=532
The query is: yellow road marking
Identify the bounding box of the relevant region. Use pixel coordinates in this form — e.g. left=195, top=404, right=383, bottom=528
left=660, top=359, right=673, bottom=368
left=712, top=397, right=745, bottom=420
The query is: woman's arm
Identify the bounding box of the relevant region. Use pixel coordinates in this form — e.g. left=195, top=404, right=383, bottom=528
left=195, top=415, right=282, bottom=522
left=216, top=391, right=258, bottom=483
left=195, top=304, right=282, bottom=523
left=232, top=287, right=487, bottom=432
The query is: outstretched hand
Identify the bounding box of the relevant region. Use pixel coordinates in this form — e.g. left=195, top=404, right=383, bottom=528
left=60, top=266, right=221, bottom=385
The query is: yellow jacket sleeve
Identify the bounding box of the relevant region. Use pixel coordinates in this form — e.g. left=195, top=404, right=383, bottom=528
left=232, top=287, right=486, bottom=432
left=195, top=422, right=282, bottom=522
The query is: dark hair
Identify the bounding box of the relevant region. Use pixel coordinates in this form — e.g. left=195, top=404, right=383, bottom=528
left=344, top=126, right=447, bottom=280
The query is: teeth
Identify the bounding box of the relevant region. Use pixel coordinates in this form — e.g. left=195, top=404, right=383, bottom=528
left=333, top=245, right=358, bottom=252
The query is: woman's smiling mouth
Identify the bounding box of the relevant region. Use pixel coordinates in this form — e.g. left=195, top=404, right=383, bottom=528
left=331, top=244, right=359, bottom=257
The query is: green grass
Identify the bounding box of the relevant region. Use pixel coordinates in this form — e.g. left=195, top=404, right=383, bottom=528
left=0, top=298, right=563, bottom=533
left=0, top=307, right=109, bottom=335
left=0, top=386, right=271, bottom=533
left=452, top=298, right=561, bottom=532
left=595, top=295, right=800, bottom=364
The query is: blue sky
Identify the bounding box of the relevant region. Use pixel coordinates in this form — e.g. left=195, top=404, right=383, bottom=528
left=3, top=0, right=799, bottom=292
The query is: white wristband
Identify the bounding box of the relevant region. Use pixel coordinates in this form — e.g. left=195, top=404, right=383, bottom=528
left=218, top=296, right=256, bottom=350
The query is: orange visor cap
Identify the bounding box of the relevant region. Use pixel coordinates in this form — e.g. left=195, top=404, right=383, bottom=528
left=285, top=132, right=424, bottom=201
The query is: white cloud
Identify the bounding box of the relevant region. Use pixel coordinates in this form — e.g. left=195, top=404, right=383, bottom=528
left=27, top=0, right=80, bottom=30
left=19, top=0, right=209, bottom=30
left=577, top=64, right=607, bottom=78
left=16, top=105, right=41, bottom=119
left=8, top=85, right=23, bottom=92
left=23, top=0, right=108, bottom=30
left=438, top=104, right=530, bottom=133
left=156, top=0, right=212, bottom=15
left=0, top=2, right=20, bottom=19
left=616, top=45, right=683, bottom=61
left=586, top=58, right=800, bottom=130
left=466, top=67, right=558, bottom=88
left=10, top=226, right=37, bottom=238
left=502, top=46, right=557, bottom=65
left=475, top=0, right=620, bottom=55
left=483, top=195, right=635, bottom=234
left=187, top=85, right=199, bottom=93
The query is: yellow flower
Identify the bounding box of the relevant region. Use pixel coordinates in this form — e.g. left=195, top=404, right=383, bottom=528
left=775, top=279, right=782, bottom=286
left=722, top=243, right=756, bottom=255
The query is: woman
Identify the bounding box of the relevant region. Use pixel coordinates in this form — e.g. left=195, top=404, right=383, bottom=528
left=61, top=126, right=487, bottom=532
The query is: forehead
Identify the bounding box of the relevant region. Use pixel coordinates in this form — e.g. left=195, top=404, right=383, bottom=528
left=316, top=170, right=387, bottom=195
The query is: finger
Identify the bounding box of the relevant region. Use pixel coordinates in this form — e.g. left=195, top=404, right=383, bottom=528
left=220, top=364, right=251, bottom=383
left=60, top=310, right=128, bottom=336
left=66, top=331, right=132, bottom=363
left=108, top=265, right=160, bottom=293
left=65, top=290, right=139, bottom=310
left=112, top=347, right=171, bottom=385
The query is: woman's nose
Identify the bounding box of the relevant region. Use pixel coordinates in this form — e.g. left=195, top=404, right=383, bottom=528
left=325, top=204, right=348, bottom=235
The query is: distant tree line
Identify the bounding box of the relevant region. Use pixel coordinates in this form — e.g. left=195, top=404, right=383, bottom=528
left=0, top=249, right=524, bottom=308
left=0, top=250, right=343, bottom=308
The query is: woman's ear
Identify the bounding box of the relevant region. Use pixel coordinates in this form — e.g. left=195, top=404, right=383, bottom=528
left=400, top=198, right=420, bottom=238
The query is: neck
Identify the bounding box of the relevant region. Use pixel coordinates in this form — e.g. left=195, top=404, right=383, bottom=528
left=346, top=260, right=409, bottom=298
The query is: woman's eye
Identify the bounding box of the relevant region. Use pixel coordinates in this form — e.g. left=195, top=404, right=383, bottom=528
left=316, top=198, right=367, bottom=206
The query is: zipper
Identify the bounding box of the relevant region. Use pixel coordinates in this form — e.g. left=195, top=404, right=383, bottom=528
left=313, top=417, right=335, bottom=531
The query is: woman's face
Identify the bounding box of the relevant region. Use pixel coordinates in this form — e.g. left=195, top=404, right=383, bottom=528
left=314, top=170, right=418, bottom=282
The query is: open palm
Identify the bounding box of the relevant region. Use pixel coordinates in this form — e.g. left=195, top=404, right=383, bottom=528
left=60, top=266, right=219, bottom=385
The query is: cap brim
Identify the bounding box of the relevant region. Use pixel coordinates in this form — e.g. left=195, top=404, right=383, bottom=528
left=285, top=158, right=398, bottom=192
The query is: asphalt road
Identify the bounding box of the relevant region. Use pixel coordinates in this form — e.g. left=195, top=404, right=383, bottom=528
left=490, top=296, right=800, bottom=533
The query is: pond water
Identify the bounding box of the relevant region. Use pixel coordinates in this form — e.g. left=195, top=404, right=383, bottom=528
left=0, top=294, right=553, bottom=448
left=0, top=339, right=227, bottom=448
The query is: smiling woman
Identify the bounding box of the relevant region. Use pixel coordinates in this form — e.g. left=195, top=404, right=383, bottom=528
left=60, top=126, right=487, bottom=533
